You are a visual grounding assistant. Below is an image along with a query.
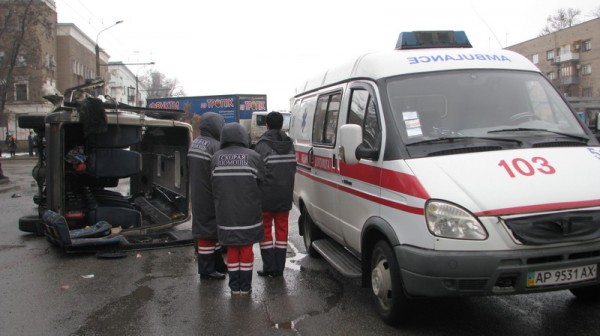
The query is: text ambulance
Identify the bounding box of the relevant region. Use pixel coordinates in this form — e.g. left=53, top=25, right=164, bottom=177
left=289, top=31, right=600, bottom=325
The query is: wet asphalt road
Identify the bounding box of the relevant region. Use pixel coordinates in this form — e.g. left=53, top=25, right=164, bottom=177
left=2, top=157, right=600, bottom=336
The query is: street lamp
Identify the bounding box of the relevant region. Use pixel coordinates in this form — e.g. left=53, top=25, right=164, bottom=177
left=135, top=62, right=155, bottom=106
left=95, top=20, right=124, bottom=79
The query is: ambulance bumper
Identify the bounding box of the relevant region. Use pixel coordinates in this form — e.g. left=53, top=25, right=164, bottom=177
left=395, top=241, right=600, bottom=297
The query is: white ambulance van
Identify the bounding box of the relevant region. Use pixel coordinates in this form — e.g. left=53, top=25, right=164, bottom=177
left=290, top=31, right=600, bottom=325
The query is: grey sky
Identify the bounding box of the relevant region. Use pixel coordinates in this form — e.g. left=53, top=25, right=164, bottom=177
left=56, top=0, right=598, bottom=110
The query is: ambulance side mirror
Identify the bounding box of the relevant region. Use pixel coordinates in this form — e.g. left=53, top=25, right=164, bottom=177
left=339, top=124, right=362, bottom=165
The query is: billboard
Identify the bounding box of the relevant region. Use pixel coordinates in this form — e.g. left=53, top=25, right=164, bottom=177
left=147, top=95, right=267, bottom=123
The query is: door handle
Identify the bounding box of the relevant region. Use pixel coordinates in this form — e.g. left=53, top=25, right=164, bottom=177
left=308, top=148, right=314, bottom=166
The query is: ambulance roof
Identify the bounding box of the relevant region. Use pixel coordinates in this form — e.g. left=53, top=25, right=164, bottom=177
left=294, top=48, right=540, bottom=96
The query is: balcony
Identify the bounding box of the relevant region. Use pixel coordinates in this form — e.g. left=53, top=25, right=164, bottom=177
left=556, top=76, right=579, bottom=86
left=552, top=52, right=580, bottom=64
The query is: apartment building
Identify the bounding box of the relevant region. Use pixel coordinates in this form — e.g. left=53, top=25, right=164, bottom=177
left=56, top=23, right=110, bottom=93
left=506, top=17, right=600, bottom=128
left=0, top=1, right=135, bottom=145
left=0, top=0, right=57, bottom=142
left=106, top=61, right=149, bottom=107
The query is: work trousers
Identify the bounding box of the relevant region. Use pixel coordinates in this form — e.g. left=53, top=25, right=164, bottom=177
left=259, top=211, right=289, bottom=274
left=227, top=245, right=254, bottom=292
left=197, top=239, right=226, bottom=274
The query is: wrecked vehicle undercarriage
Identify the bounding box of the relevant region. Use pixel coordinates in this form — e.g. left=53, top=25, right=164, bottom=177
left=18, top=80, right=194, bottom=254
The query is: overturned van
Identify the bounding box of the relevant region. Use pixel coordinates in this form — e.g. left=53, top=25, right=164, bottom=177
left=290, top=31, right=600, bottom=324
left=18, top=80, right=193, bottom=253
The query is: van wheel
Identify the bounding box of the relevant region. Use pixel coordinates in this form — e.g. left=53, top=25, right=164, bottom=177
left=301, top=206, right=323, bottom=258
left=371, top=240, right=410, bottom=325
left=19, top=215, right=45, bottom=236
left=570, top=284, right=600, bottom=302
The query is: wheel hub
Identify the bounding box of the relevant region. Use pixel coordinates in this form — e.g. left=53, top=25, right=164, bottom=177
left=372, top=260, right=391, bottom=302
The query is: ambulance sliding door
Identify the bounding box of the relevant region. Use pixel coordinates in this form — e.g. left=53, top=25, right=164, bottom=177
left=308, top=90, right=344, bottom=241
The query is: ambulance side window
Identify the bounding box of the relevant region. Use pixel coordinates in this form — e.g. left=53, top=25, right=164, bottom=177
left=312, top=92, right=341, bottom=146
left=348, top=89, right=381, bottom=157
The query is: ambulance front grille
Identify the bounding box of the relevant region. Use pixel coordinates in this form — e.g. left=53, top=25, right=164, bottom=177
left=458, top=279, right=488, bottom=291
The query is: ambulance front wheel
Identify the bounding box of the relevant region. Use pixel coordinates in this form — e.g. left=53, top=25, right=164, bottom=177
left=371, top=240, right=410, bottom=325
left=300, top=206, right=323, bottom=258
left=570, top=284, right=600, bottom=302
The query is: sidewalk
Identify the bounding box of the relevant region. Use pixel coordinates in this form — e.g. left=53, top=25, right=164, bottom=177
left=0, top=153, right=38, bottom=193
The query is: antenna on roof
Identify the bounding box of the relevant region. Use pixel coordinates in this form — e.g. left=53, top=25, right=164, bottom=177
left=471, top=5, right=504, bottom=48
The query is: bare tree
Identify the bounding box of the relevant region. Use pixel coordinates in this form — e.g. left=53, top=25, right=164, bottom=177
left=539, top=8, right=582, bottom=36
left=0, top=0, right=54, bottom=127
left=139, top=68, right=185, bottom=99
left=0, top=0, right=54, bottom=178
left=592, top=6, right=600, bottom=18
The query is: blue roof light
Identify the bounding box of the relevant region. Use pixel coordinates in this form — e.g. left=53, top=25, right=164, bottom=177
left=395, top=31, right=472, bottom=50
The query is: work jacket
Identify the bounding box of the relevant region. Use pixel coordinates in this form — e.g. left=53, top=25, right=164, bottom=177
left=188, top=112, right=224, bottom=239
left=211, top=123, right=265, bottom=246
left=254, top=129, right=296, bottom=212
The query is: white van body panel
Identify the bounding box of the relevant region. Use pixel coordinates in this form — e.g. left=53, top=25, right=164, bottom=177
left=406, top=147, right=600, bottom=217
left=291, top=38, right=600, bottom=303
left=296, top=49, right=538, bottom=94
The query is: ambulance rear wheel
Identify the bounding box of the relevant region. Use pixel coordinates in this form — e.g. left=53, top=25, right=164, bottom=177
left=371, top=240, right=410, bottom=325
left=570, top=284, right=600, bottom=302
left=301, top=206, right=323, bottom=258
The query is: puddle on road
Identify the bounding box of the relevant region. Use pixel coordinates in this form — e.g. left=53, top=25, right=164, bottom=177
left=267, top=241, right=345, bottom=332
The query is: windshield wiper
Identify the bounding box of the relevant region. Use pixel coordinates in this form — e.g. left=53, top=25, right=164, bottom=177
left=407, top=136, right=522, bottom=146
left=487, top=128, right=589, bottom=142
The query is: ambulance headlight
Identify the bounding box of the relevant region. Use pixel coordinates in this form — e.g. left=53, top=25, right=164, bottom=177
left=425, top=201, right=487, bottom=240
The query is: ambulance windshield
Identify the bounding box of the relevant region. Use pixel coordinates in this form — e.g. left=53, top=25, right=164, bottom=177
left=388, top=69, right=589, bottom=154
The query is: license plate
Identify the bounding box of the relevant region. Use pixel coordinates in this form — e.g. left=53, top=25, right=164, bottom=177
left=527, top=264, right=597, bottom=287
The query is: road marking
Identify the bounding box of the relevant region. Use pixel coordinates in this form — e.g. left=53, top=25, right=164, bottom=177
left=286, top=241, right=306, bottom=271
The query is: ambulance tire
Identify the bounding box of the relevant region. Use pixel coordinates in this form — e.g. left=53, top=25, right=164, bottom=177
left=371, top=240, right=410, bottom=325
left=301, top=206, right=323, bottom=258
left=570, top=284, right=600, bottom=302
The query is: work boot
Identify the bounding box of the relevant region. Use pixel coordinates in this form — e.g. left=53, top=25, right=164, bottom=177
left=199, top=271, right=226, bottom=280
left=215, top=253, right=227, bottom=273
left=239, top=270, right=253, bottom=293
left=274, top=246, right=287, bottom=276
left=260, top=247, right=276, bottom=274
left=228, top=270, right=240, bottom=292
left=197, top=252, right=216, bottom=275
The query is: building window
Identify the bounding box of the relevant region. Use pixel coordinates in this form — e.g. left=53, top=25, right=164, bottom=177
left=532, top=54, right=539, bottom=64
left=546, top=71, right=556, bottom=80
left=582, top=87, right=592, bottom=97
left=581, top=64, right=591, bottom=75
left=546, top=50, right=554, bottom=60
left=15, top=82, right=28, bottom=101
left=16, top=54, right=26, bottom=67
left=582, top=39, right=591, bottom=52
